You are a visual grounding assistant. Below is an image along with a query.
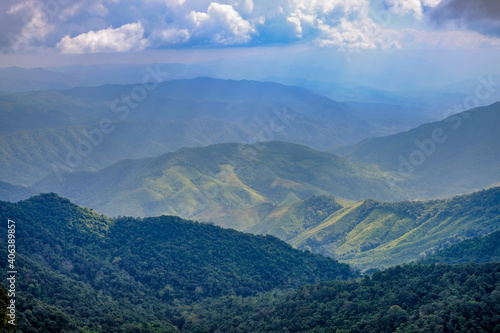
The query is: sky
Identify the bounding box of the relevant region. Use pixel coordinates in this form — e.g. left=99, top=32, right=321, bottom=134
left=0, top=0, right=499, bottom=88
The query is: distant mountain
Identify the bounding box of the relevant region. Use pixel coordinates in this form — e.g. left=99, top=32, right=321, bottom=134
left=0, top=64, right=205, bottom=92
left=424, top=229, right=500, bottom=265
left=0, top=193, right=355, bottom=331
left=337, top=102, right=500, bottom=198
left=0, top=180, right=38, bottom=202
left=33, top=141, right=412, bottom=229
left=0, top=77, right=403, bottom=185
left=0, top=67, right=79, bottom=92
left=250, top=187, right=500, bottom=270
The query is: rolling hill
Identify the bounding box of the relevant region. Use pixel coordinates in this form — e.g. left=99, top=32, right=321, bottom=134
left=32, top=141, right=413, bottom=229
left=0, top=193, right=355, bottom=332
left=250, top=187, right=500, bottom=270
left=337, top=102, right=500, bottom=198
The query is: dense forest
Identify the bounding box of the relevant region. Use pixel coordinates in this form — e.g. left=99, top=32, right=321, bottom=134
left=0, top=194, right=354, bottom=332
left=424, top=229, right=500, bottom=265
left=178, top=263, right=500, bottom=332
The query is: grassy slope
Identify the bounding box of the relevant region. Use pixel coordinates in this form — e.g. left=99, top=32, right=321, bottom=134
left=250, top=187, right=500, bottom=271
left=34, top=142, right=412, bottom=230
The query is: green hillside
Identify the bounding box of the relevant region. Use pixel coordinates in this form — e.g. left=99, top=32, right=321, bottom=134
left=0, top=193, right=355, bottom=332
left=338, top=102, right=500, bottom=198
left=247, top=195, right=351, bottom=241
left=424, top=229, right=500, bottom=265
left=180, top=262, right=500, bottom=332
left=34, top=142, right=413, bottom=229
left=249, top=187, right=500, bottom=270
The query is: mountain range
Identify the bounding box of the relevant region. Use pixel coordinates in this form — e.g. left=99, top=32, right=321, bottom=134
left=1, top=63, right=500, bottom=332
left=0, top=77, right=447, bottom=186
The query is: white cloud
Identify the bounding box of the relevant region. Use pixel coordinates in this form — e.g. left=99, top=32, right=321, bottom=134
left=316, top=17, right=401, bottom=49
left=7, top=0, right=54, bottom=50
left=57, top=22, right=147, bottom=53
left=2, top=0, right=499, bottom=54
left=286, top=8, right=316, bottom=38
left=189, top=3, right=256, bottom=44
left=230, top=0, right=254, bottom=14
left=385, top=0, right=443, bottom=19
left=149, top=27, right=191, bottom=45
left=422, top=0, right=442, bottom=7
left=385, top=0, right=424, bottom=19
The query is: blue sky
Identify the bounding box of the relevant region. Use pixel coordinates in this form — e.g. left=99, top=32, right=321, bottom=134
left=0, top=0, right=499, bottom=88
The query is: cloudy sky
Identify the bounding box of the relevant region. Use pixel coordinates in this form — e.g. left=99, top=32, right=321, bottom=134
left=0, top=0, right=499, bottom=87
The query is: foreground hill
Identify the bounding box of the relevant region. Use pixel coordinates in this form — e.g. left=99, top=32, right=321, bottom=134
left=181, top=262, right=500, bottom=332
left=338, top=102, right=500, bottom=197
left=34, top=141, right=412, bottom=228
left=250, top=187, right=500, bottom=270
left=0, top=193, right=355, bottom=332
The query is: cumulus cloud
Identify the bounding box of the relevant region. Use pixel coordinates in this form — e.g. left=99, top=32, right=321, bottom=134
left=188, top=3, right=257, bottom=44
left=1, top=0, right=500, bottom=53
left=149, top=27, right=191, bottom=46
left=57, top=22, right=147, bottom=53
left=316, top=17, right=401, bottom=49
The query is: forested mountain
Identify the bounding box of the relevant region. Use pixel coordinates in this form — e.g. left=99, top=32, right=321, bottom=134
left=425, top=229, right=500, bottom=265
left=33, top=142, right=412, bottom=226
left=33, top=161, right=500, bottom=272
left=337, top=102, right=500, bottom=198
left=0, top=193, right=355, bottom=332
left=179, top=263, right=500, bottom=332
left=1, top=194, right=499, bottom=333
left=249, top=187, right=500, bottom=270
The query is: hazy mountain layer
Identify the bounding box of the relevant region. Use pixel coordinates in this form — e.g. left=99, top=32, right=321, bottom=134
left=337, top=102, right=500, bottom=198
left=0, top=77, right=436, bottom=186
